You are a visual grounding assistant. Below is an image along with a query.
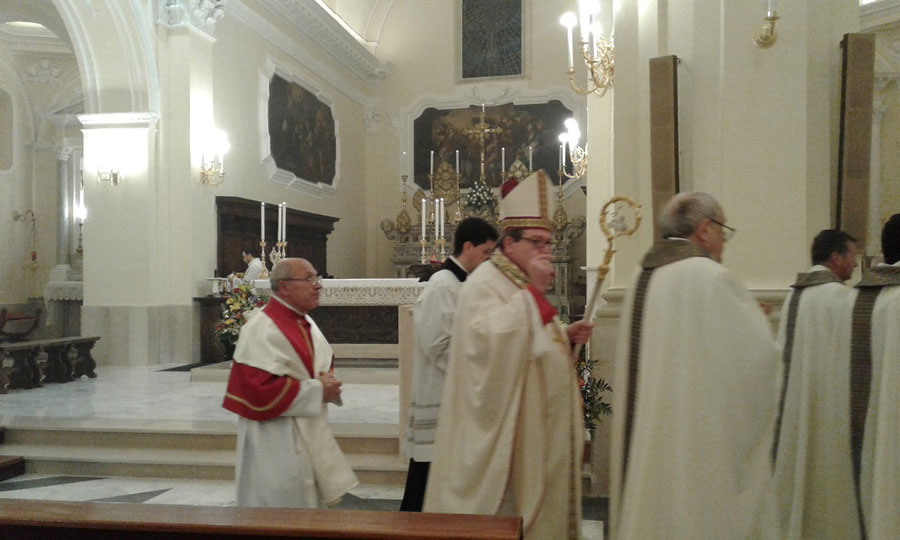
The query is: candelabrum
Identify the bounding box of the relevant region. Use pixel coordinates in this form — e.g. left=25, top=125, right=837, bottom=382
left=452, top=173, right=464, bottom=224
left=562, top=143, right=588, bottom=179
left=568, top=38, right=614, bottom=96
left=258, top=241, right=269, bottom=279
left=752, top=11, right=779, bottom=49
left=436, top=237, right=446, bottom=261
left=269, top=244, right=284, bottom=267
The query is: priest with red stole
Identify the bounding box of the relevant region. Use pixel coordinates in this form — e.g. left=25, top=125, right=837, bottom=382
left=223, top=258, right=357, bottom=508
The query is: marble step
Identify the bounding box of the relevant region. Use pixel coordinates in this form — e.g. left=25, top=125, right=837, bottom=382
left=3, top=425, right=399, bottom=456
left=191, top=362, right=399, bottom=385
left=1, top=422, right=404, bottom=485
left=1, top=442, right=407, bottom=485
left=0, top=456, right=25, bottom=482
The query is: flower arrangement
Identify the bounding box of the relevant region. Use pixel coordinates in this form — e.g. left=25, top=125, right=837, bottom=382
left=562, top=315, right=613, bottom=436
left=464, top=179, right=498, bottom=214
left=576, top=346, right=612, bottom=436
left=214, top=284, right=266, bottom=349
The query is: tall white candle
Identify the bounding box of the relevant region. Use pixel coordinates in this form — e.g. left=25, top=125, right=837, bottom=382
left=482, top=102, right=485, bottom=114
left=455, top=150, right=460, bottom=173
left=434, top=200, right=439, bottom=240
left=281, top=202, right=287, bottom=243
left=767, top=0, right=776, bottom=14
left=501, top=147, right=506, bottom=171
left=260, top=202, right=265, bottom=240
left=560, top=144, right=565, bottom=171
left=430, top=151, right=434, bottom=175
left=567, top=24, right=574, bottom=69
left=529, top=146, right=533, bottom=170
left=421, top=198, right=426, bottom=241
left=440, top=199, right=445, bottom=238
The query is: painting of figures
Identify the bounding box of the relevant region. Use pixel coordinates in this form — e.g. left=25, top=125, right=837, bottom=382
left=268, top=74, right=336, bottom=185
left=413, top=100, right=576, bottom=191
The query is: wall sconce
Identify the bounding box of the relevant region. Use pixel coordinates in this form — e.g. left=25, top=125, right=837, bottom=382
left=200, top=128, right=230, bottom=186
left=97, top=168, right=121, bottom=186
left=559, top=118, right=587, bottom=179
left=560, top=1, right=614, bottom=97
left=753, top=1, right=779, bottom=49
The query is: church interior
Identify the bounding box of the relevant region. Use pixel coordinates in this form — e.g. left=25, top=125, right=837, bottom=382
left=0, top=0, right=898, bottom=538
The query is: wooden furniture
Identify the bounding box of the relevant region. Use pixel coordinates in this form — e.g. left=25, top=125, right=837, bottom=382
left=0, top=336, right=99, bottom=392
left=0, top=500, right=523, bottom=539
left=194, top=296, right=227, bottom=364
left=0, top=307, right=42, bottom=342
left=216, top=196, right=338, bottom=279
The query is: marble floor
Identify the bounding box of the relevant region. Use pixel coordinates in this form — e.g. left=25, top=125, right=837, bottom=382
left=0, top=364, right=604, bottom=539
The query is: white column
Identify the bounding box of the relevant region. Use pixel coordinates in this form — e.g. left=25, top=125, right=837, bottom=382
left=50, top=147, right=73, bottom=281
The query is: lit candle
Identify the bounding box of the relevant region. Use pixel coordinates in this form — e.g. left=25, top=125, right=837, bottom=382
left=559, top=144, right=564, bottom=171
left=482, top=102, right=485, bottom=114
left=440, top=199, right=445, bottom=238
left=430, top=150, right=434, bottom=175
left=421, top=198, right=426, bottom=241
left=434, top=200, right=440, bottom=240
left=281, top=202, right=287, bottom=243
left=566, top=23, right=574, bottom=69
left=455, top=150, right=460, bottom=173
left=260, top=202, right=265, bottom=241
left=501, top=147, right=506, bottom=171
left=529, top=146, right=533, bottom=170
left=767, top=0, right=776, bottom=15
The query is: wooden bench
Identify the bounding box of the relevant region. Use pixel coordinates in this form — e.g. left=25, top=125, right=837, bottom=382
left=0, top=500, right=522, bottom=539
left=0, top=336, right=99, bottom=392
left=0, top=307, right=42, bottom=342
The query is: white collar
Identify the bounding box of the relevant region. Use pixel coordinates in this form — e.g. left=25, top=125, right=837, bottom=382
left=448, top=255, right=469, bottom=274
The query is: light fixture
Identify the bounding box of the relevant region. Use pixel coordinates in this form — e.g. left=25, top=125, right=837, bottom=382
left=560, top=1, right=614, bottom=97
left=753, top=0, right=779, bottom=49
left=559, top=118, right=587, bottom=179
left=200, top=128, right=230, bottom=186
left=97, top=169, right=121, bottom=186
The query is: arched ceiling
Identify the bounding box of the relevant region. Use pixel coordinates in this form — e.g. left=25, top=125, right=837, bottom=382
left=0, top=0, right=71, bottom=53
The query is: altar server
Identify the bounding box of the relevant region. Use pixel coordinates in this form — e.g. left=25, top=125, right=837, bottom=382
left=834, top=214, right=900, bottom=539
left=610, top=192, right=779, bottom=539
left=772, top=229, right=860, bottom=539
left=223, top=258, right=357, bottom=508
left=401, top=217, right=497, bottom=511
left=424, top=171, right=592, bottom=540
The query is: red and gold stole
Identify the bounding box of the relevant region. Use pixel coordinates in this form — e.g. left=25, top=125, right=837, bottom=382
left=222, top=298, right=315, bottom=421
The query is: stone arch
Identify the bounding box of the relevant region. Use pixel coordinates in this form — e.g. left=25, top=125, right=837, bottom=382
left=52, top=0, right=158, bottom=114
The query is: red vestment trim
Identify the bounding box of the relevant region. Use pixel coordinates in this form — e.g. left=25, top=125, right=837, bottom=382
left=223, top=362, right=300, bottom=421
left=221, top=298, right=315, bottom=421
left=527, top=284, right=558, bottom=325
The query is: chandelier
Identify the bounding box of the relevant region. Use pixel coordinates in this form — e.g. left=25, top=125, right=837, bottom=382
left=560, top=1, right=614, bottom=97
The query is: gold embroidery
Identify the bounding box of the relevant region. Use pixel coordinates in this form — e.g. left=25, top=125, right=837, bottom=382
left=225, top=378, right=294, bottom=412
left=491, top=251, right=530, bottom=289
left=499, top=217, right=553, bottom=230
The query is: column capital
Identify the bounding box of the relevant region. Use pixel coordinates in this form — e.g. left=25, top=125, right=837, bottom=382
left=56, top=147, right=74, bottom=161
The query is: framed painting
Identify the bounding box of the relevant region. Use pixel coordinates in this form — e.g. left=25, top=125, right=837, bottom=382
left=413, top=100, right=576, bottom=191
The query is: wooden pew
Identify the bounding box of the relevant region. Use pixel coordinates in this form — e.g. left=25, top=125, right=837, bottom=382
left=0, top=336, right=99, bottom=392
left=0, top=499, right=522, bottom=539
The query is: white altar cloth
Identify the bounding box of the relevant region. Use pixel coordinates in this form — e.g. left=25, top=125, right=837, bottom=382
left=251, top=278, right=425, bottom=306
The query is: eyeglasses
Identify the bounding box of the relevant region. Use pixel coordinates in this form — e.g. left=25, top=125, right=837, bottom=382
left=282, top=275, right=323, bottom=286
left=520, top=236, right=555, bottom=250
left=709, top=218, right=736, bottom=241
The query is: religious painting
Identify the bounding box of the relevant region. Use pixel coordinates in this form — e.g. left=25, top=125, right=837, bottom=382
left=413, top=100, right=576, bottom=191
left=461, top=0, right=522, bottom=79
left=267, top=74, right=336, bottom=185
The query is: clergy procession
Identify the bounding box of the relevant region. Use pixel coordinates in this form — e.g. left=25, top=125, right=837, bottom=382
left=220, top=175, right=898, bottom=539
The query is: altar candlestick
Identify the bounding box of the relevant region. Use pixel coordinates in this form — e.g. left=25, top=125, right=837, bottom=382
left=260, top=202, right=265, bottom=240
left=434, top=200, right=439, bottom=240
left=421, top=199, right=426, bottom=241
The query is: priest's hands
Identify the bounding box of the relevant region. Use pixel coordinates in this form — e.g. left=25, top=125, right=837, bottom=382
left=525, top=253, right=556, bottom=294
left=318, top=371, right=343, bottom=403
left=566, top=319, right=593, bottom=345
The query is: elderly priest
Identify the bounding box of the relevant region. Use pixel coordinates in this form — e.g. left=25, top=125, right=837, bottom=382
left=610, top=192, right=779, bottom=539
left=223, top=258, right=357, bottom=508
left=771, top=229, right=860, bottom=539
